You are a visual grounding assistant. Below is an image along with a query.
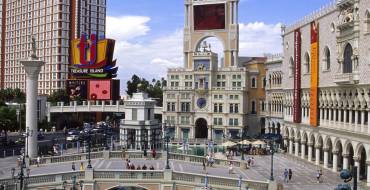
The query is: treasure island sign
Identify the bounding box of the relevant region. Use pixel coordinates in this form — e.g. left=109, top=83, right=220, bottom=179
left=70, top=34, right=117, bottom=79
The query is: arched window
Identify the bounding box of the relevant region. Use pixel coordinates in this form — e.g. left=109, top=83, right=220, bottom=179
left=251, top=77, right=256, bottom=88
left=324, top=47, right=331, bottom=70
left=366, top=10, right=370, bottom=32
left=251, top=100, right=256, bottom=114
left=304, top=52, right=310, bottom=74
left=343, top=44, right=353, bottom=73
left=263, top=77, right=266, bottom=88
left=289, top=57, right=294, bottom=76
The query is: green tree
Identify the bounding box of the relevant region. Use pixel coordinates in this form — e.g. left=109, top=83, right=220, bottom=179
left=126, top=75, right=166, bottom=106
left=47, top=89, right=70, bottom=104
left=0, top=88, right=25, bottom=103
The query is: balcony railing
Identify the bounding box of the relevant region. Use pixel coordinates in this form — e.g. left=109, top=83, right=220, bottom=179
left=334, top=72, right=359, bottom=85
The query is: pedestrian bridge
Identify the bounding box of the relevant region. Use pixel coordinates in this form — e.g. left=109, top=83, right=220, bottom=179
left=0, top=151, right=271, bottom=190
left=46, top=101, right=163, bottom=121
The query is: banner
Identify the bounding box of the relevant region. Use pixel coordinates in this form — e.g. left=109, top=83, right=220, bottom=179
left=310, top=21, right=319, bottom=127
left=293, top=29, right=302, bottom=123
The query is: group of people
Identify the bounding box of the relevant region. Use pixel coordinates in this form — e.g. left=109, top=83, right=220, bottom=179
left=283, top=169, right=293, bottom=183
left=202, top=154, right=215, bottom=171
left=71, top=162, right=85, bottom=171
left=125, top=159, right=155, bottom=170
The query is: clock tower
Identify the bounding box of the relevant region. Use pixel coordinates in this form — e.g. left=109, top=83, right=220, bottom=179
left=164, top=0, right=247, bottom=143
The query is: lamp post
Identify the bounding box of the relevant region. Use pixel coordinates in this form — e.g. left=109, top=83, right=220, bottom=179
left=241, top=126, right=248, bottom=161
left=80, top=130, right=92, bottom=169
left=163, top=121, right=171, bottom=169
left=269, top=140, right=276, bottom=181
left=11, top=149, right=30, bottom=190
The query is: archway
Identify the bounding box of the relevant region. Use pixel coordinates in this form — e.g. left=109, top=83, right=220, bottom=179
left=196, top=37, right=224, bottom=67
left=345, top=142, right=355, bottom=171
left=335, top=140, right=343, bottom=170
left=195, top=118, right=208, bottom=139
left=343, top=43, right=353, bottom=73
left=317, top=136, right=324, bottom=164
left=357, top=145, right=367, bottom=180
left=326, top=138, right=333, bottom=168
left=310, top=134, right=316, bottom=161
left=277, top=123, right=281, bottom=135
left=301, top=132, right=308, bottom=159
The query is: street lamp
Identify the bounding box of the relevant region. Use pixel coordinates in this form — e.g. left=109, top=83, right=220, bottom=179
left=80, top=131, right=92, bottom=169
left=269, top=140, right=276, bottom=181
left=241, top=126, right=248, bottom=161
left=163, top=121, right=171, bottom=170
left=11, top=149, right=30, bottom=190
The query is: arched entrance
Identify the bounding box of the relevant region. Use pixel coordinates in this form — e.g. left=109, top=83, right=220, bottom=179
left=358, top=145, right=367, bottom=180
left=195, top=118, right=208, bottom=139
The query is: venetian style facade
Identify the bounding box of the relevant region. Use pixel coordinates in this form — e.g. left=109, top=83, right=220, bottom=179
left=261, top=55, right=283, bottom=136
left=281, top=0, right=370, bottom=185
left=0, top=0, right=106, bottom=94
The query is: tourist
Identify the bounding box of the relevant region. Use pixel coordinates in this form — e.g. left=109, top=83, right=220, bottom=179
left=317, top=169, right=322, bottom=183
left=72, top=162, right=76, bottom=171
left=251, top=157, right=255, bottom=166
left=149, top=165, right=155, bottom=170
left=283, top=169, right=289, bottom=183
left=288, top=169, right=293, bottom=182
left=143, top=149, right=148, bottom=159
left=152, top=148, right=156, bottom=159
left=80, top=162, right=84, bottom=171
left=137, top=165, right=141, bottom=170
left=206, top=154, right=210, bottom=166
left=247, top=157, right=251, bottom=167
left=36, top=156, right=41, bottom=167
left=142, top=164, right=147, bottom=170
left=130, top=164, right=135, bottom=170
left=228, top=163, right=234, bottom=174
left=202, top=159, right=206, bottom=171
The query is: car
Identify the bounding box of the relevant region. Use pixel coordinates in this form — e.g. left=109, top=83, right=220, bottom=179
left=66, top=135, right=79, bottom=141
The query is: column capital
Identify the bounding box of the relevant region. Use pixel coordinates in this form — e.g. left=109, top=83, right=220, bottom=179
left=300, top=141, right=307, bottom=144
left=366, top=160, right=370, bottom=165
left=315, top=145, right=322, bottom=149
left=307, top=143, right=314, bottom=146
left=353, top=156, right=360, bottom=162
left=323, top=147, right=330, bottom=152
left=295, top=138, right=300, bottom=143
left=332, top=150, right=339, bottom=155
left=342, top=154, right=349, bottom=158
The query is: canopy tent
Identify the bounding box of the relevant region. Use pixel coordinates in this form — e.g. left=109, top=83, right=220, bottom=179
left=222, top=141, right=237, bottom=147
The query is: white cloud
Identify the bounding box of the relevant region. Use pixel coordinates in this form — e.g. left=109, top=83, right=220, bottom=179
left=106, top=16, right=282, bottom=94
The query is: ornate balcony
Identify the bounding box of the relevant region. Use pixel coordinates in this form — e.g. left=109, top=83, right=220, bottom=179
left=334, top=72, right=359, bottom=85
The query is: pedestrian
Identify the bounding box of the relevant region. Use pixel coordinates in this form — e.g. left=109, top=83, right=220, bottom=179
left=152, top=148, right=156, bottom=159
left=137, top=165, right=141, bottom=170
left=202, top=159, right=206, bottom=171
left=288, top=169, right=293, bottom=182
left=247, top=157, right=251, bottom=167
left=72, top=162, right=76, bottom=171
left=143, top=149, right=147, bottom=159
left=36, top=156, right=41, bottom=167
left=149, top=165, right=155, bottom=170
left=251, top=157, right=255, bottom=166
left=228, top=163, right=234, bottom=174
left=206, top=155, right=210, bottom=166
left=283, top=169, right=289, bottom=183
left=80, top=162, right=84, bottom=171
left=319, top=169, right=323, bottom=182
left=142, top=164, right=147, bottom=170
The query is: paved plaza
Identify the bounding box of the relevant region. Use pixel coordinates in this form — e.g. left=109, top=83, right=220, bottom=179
left=1, top=153, right=369, bottom=190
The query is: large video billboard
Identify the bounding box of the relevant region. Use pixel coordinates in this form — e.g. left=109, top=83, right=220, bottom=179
left=88, top=80, right=120, bottom=101
left=67, top=80, right=88, bottom=100
left=194, top=4, right=225, bottom=30
left=70, top=34, right=118, bottom=79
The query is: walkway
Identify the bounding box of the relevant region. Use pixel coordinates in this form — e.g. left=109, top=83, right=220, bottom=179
left=1, top=153, right=369, bottom=190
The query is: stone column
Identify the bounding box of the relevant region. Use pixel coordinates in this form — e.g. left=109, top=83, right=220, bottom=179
left=148, top=129, right=152, bottom=150
left=283, top=138, right=288, bottom=151
left=301, top=142, right=306, bottom=159
left=320, top=108, right=324, bottom=125
left=367, top=161, right=370, bottom=186
left=20, top=58, right=45, bottom=158
left=328, top=108, right=332, bottom=125
left=295, top=140, right=299, bottom=157
left=333, top=109, right=337, bottom=126
left=289, top=138, right=294, bottom=155
left=137, top=129, right=142, bottom=150
left=315, top=146, right=321, bottom=165
left=324, top=108, right=327, bottom=125
left=338, top=109, right=342, bottom=129
left=343, top=154, right=349, bottom=170
left=354, top=157, right=360, bottom=182
left=308, top=143, right=313, bottom=162
left=323, top=148, right=329, bottom=168
left=368, top=111, right=370, bottom=135
left=355, top=110, right=359, bottom=132
left=333, top=151, right=338, bottom=172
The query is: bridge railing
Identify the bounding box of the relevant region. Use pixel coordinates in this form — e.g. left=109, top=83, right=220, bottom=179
left=0, top=170, right=270, bottom=190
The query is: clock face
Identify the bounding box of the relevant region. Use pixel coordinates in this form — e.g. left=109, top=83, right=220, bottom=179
left=197, top=98, right=207, bottom=108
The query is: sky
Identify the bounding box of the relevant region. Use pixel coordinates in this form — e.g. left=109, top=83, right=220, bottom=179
left=106, top=0, right=334, bottom=94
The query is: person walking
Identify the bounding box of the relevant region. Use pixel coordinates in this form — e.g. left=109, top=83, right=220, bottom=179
left=288, top=169, right=293, bottom=182
left=202, top=159, right=206, bottom=171
left=316, top=169, right=322, bottom=183
left=80, top=162, right=84, bottom=171
left=283, top=169, right=289, bottom=183
left=228, top=163, right=234, bottom=174
left=36, top=156, right=40, bottom=167
left=143, top=149, right=147, bottom=159
left=72, top=162, right=76, bottom=171
left=152, top=148, right=156, bottom=159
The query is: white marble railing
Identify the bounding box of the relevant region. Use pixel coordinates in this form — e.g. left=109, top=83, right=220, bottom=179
left=0, top=170, right=270, bottom=190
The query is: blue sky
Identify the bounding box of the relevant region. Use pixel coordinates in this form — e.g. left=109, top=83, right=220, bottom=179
left=105, top=0, right=334, bottom=94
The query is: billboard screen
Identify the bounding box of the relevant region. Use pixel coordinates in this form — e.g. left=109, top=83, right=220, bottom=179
left=67, top=80, right=88, bottom=100
left=293, top=29, right=302, bottom=123
left=70, top=34, right=118, bottom=79
left=194, top=4, right=225, bottom=30
left=310, top=21, right=319, bottom=127
left=88, top=80, right=112, bottom=100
